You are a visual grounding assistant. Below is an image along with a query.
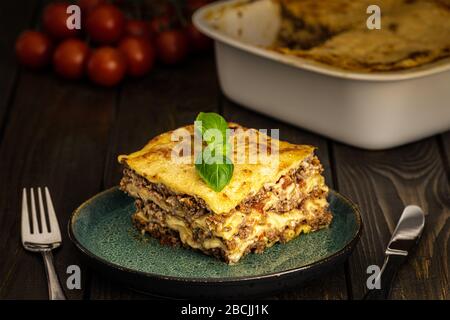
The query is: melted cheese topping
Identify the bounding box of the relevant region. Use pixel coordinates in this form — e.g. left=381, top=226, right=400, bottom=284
left=119, top=123, right=315, bottom=214
left=277, top=0, right=450, bottom=71
left=280, top=0, right=401, bottom=34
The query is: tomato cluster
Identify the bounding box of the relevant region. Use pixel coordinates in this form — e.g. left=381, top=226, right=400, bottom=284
left=15, top=0, right=212, bottom=87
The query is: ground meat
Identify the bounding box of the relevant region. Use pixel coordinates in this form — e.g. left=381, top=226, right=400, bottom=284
left=132, top=194, right=332, bottom=264
left=132, top=214, right=180, bottom=247
left=135, top=199, right=167, bottom=225
left=192, top=227, right=213, bottom=242
left=236, top=224, right=252, bottom=239
left=121, top=155, right=325, bottom=218
left=238, top=155, right=325, bottom=213
left=121, top=155, right=332, bottom=264
left=121, top=167, right=211, bottom=219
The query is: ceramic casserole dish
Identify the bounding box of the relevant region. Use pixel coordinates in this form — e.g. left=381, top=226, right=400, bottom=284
left=193, top=0, right=450, bottom=149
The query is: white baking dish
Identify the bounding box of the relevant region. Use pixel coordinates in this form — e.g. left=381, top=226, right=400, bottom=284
left=193, top=0, right=450, bottom=149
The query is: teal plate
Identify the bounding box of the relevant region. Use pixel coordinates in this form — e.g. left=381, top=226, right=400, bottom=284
left=69, top=187, right=362, bottom=298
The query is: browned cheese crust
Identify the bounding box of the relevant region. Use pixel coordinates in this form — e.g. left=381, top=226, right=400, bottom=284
left=275, top=0, right=450, bottom=72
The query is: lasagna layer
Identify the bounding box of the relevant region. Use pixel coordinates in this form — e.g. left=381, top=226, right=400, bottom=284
left=275, top=0, right=450, bottom=71
left=120, top=154, right=331, bottom=264
left=131, top=193, right=331, bottom=264
left=118, top=124, right=317, bottom=214
left=120, top=153, right=326, bottom=218
left=119, top=123, right=333, bottom=263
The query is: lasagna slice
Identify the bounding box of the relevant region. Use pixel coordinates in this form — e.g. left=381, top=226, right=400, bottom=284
left=118, top=123, right=332, bottom=264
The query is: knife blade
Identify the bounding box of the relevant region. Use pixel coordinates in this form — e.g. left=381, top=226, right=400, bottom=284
left=364, top=205, right=425, bottom=300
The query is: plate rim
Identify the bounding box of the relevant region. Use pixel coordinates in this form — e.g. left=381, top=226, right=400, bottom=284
left=68, top=186, right=363, bottom=284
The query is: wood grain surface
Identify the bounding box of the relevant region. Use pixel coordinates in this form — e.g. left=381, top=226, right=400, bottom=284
left=333, top=138, right=449, bottom=299
left=440, top=132, right=450, bottom=171
left=0, top=72, right=117, bottom=299
left=0, top=0, right=448, bottom=300
left=0, top=1, right=40, bottom=128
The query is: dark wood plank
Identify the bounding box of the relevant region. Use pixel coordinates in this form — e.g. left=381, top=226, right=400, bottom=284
left=0, top=72, right=117, bottom=299
left=102, top=57, right=219, bottom=189
left=221, top=99, right=348, bottom=299
left=439, top=131, right=450, bottom=171
left=333, top=138, right=449, bottom=299
left=89, top=56, right=220, bottom=299
left=0, top=0, right=40, bottom=127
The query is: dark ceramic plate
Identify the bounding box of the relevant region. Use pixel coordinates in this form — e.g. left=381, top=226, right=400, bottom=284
left=69, top=187, right=362, bottom=298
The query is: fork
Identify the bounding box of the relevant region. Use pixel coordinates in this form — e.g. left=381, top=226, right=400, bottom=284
left=21, top=187, right=66, bottom=300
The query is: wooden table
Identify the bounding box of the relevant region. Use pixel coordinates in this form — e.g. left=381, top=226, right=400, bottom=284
left=0, top=1, right=448, bottom=300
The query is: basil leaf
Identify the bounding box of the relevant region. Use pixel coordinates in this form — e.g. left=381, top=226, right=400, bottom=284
left=194, top=112, right=234, bottom=192
left=206, top=139, right=231, bottom=159
left=195, top=150, right=234, bottom=192
left=195, top=112, right=228, bottom=146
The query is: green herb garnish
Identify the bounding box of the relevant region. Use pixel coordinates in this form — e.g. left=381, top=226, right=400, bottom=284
left=194, top=112, right=234, bottom=192
left=195, top=112, right=228, bottom=146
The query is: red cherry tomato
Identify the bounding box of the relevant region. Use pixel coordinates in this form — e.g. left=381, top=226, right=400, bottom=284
left=86, top=4, right=125, bottom=44
left=155, top=30, right=188, bottom=65
left=149, top=16, right=172, bottom=34
left=15, top=30, right=53, bottom=69
left=87, top=47, right=126, bottom=86
left=125, top=20, right=152, bottom=40
left=43, top=2, right=79, bottom=40
left=185, top=23, right=212, bottom=52
left=78, top=0, right=106, bottom=14
left=118, top=37, right=155, bottom=77
left=53, top=38, right=89, bottom=80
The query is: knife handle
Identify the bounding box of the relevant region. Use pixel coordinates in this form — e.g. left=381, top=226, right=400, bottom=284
left=363, top=254, right=405, bottom=300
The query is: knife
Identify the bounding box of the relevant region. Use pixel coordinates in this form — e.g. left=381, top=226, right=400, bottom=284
left=364, top=205, right=425, bottom=300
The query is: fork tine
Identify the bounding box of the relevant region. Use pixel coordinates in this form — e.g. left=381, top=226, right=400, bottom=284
left=37, top=187, right=48, bottom=233
left=45, top=187, right=60, bottom=235
left=30, top=188, right=40, bottom=234
left=21, top=188, right=31, bottom=238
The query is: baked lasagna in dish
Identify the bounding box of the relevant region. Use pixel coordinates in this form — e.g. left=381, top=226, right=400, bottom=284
left=118, top=123, right=332, bottom=264
left=275, top=0, right=450, bottom=71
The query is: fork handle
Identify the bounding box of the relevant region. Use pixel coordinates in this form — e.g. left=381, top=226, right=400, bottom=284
left=41, top=251, right=66, bottom=300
